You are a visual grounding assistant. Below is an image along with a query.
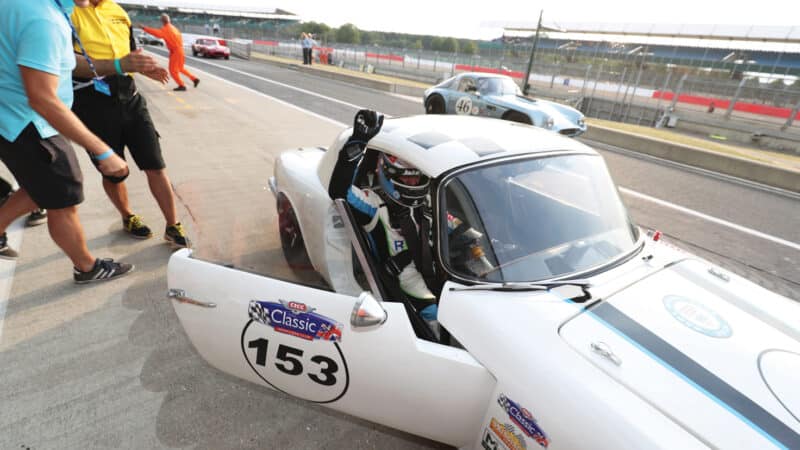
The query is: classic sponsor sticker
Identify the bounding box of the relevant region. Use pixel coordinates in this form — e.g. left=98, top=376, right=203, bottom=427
left=498, top=394, right=549, bottom=448
left=248, top=300, right=343, bottom=342
left=242, top=300, right=349, bottom=403
left=489, top=417, right=527, bottom=450
left=663, top=295, right=732, bottom=338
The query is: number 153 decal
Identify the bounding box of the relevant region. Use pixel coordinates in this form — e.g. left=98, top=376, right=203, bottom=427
left=242, top=300, right=350, bottom=403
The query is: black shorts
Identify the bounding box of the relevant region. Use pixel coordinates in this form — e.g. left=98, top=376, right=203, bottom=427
left=0, top=124, right=84, bottom=209
left=72, top=75, right=165, bottom=174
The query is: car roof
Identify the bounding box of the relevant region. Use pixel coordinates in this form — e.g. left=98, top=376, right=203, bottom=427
left=459, top=72, right=511, bottom=80
left=365, top=115, right=596, bottom=177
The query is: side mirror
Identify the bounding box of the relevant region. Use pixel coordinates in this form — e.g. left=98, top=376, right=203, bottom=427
left=350, top=292, right=387, bottom=328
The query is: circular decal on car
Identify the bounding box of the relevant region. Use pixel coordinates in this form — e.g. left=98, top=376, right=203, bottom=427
left=663, top=295, right=732, bottom=338
left=455, top=96, right=473, bottom=115
left=241, top=300, right=350, bottom=403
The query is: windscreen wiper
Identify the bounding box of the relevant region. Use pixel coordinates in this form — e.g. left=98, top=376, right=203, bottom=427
left=450, top=279, right=591, bottom=292
left=449, top=279, right=592, bottom=301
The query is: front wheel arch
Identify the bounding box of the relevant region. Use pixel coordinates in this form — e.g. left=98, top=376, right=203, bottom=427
left=502, top=110, right=532, bottom=125
left=277, top=192, right=312, bottom=269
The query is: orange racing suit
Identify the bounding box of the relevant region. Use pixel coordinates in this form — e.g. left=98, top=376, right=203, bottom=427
left=142, top=23, right=197, bottom=88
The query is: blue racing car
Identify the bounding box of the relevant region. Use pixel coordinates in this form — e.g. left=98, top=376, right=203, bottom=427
left=424, top=72, right=586, bottom=137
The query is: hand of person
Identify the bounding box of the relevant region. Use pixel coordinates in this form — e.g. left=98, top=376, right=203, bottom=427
left=141, top=67, right=169, bottom=84
left=120, top=49, right=159, bottom=74
left=134, top=23, right=145, bottom=30
left=350, top=109, right=384, bottom=145
left=97, top=153, right=129, bottom=178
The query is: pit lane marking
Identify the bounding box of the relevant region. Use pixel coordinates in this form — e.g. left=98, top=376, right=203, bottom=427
left=620, top=187, right=800, bottom=252
left=149, top=52, right=800, bottom=253
left=146, top=53, right=348, bottom=129
left=187, top=57, right=375, bottom=113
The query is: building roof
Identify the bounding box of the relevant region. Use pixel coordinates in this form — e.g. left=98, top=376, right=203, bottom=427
left=119, top=1, right=297, bottom=20
left=498, top=22, right=800, bottom=44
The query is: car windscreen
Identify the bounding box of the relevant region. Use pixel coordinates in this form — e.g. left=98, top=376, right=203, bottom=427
left=478, top=77, right=522, bottom=96
left=439, top=154, right=639, bottom=283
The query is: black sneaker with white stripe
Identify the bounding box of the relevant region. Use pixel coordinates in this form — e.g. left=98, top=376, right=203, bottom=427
left=73, top=258, right=134, bottom=284
left=0, top=232, right=18, bottom=260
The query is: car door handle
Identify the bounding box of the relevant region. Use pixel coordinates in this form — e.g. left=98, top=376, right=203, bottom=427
left=590, top=341, right=622, bottom=366
left=168, top=288, right=217, bottom=308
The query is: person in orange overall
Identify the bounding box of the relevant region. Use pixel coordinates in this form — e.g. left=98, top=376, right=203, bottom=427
left=139, top=14, right=199, bottom=91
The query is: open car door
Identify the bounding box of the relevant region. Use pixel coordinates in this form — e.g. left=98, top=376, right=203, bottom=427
left=167, top=247, right=495, bottom=446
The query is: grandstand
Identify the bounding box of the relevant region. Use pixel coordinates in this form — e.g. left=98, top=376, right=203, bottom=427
left=498, top=23, right=800, bottom=76
left=119, top=1, right=299, bottom=33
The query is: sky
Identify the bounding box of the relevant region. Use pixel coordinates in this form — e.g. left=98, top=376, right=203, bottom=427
left=126, top=0, right=800, bottom=41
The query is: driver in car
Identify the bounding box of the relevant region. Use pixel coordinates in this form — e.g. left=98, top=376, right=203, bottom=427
left=328, top=111, right=439, bottom=326
left=329, top=111, right=494, bottom=331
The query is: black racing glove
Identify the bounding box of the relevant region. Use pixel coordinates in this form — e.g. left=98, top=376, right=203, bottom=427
left=329, top=110, right=384, bottom=199
left=343, top=109, right=384, bottom=160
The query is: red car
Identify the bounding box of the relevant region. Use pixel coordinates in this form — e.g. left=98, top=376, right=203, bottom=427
left=191, top=38, right=230, bottom=59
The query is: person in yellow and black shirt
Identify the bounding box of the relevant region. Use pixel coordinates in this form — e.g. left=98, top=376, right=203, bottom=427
left=71, top=0, right=190, bottom=248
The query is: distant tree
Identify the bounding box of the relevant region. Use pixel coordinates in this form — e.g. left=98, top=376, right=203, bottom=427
left=430, top=36, right=444, bottom=51
left=460, top=41, right=477, bottom=55
left=442, top=37, right=458, bottom=53
left=361, top=30, right=377, bottom=46
left=335, top=23, right=361, bottom=44
left=302, top=21, right=330, bottom=37
left=412, top=39, right=423, bottom=50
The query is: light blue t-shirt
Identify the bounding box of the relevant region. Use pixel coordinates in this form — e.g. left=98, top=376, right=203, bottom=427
left=0, top=0, right=76, bottom=142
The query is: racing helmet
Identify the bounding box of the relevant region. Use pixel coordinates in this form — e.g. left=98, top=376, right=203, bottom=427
left=377, top=153, right=430, bottom=208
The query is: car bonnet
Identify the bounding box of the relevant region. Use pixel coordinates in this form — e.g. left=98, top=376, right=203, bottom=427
left=560, top=258, right=800, bottom=448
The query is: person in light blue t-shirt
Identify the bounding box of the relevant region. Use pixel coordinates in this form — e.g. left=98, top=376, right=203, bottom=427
left=0, top=0, right=135, bottom=283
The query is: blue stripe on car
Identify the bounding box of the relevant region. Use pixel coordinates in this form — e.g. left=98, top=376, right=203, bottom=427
left=584, top=301, right=798, bottom=450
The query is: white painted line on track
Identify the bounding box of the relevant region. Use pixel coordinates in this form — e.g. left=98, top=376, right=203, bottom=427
left=157, top=51, right=800, bottom=253
left=190, top=57, right=372, bottom=112
left=148, top=52, right=349, bottom=128
left=620, top=187, right=800, bottom=251
left=0, top=219, right=25, bottom=343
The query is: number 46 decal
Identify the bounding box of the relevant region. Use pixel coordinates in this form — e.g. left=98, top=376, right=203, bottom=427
left=248, top=338, right=338, bottom=386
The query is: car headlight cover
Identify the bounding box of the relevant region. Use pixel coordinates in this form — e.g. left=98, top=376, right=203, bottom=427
left=545, top=116, right=555, bottom=129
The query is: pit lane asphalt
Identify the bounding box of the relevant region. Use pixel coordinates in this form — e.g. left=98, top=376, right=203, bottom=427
left=157, top=47, right=800, bottom=301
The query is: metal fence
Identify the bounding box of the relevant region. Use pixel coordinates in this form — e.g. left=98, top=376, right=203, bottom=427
left=172, top=20, right=800, bottom=147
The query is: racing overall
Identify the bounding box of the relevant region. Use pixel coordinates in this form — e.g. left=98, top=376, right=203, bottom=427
left=141, top=23, right=197, bottom=88
left=347, top=184, right=438, bottom=320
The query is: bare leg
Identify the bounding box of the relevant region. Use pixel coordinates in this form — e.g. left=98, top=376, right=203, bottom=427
left=145, top=169, right=178, bottom=225
left=0, top=189, right=37, bottom=232
left=102, top=179, right=134, bottom=219
left=46, top=206, right=96, bottom=272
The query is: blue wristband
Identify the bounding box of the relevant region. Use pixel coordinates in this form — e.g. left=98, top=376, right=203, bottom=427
left=94, top=149, right=114, bottom=161
left=114, top=59, right=124, bottom=75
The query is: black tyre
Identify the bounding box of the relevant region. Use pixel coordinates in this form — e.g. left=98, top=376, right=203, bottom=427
left=503, top=111, right=532, bottom=125
left=277, top=194, right=312, bottom=269
left=224, top=55, right=230, bottom=60
left=192, top=50, right=198, bottom=57
left=425, top=95, right=445, bottom=114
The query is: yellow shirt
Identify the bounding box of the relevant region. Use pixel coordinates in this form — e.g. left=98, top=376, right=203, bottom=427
left=70, top=0, right=132, bottom=61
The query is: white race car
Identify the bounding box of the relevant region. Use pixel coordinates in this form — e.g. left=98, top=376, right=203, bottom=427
left=167, top=115, right=800, bottom=449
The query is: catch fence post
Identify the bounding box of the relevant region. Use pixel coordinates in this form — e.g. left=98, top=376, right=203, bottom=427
left=669, top=73, right=687, bottom=112
left=782, top=99, right=800, bottom=131
left=724, top=78, right=747, bottom=120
